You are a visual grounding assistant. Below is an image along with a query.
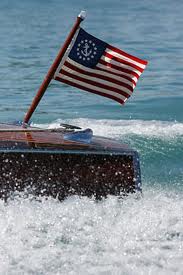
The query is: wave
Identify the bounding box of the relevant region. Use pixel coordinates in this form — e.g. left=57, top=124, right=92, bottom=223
left=33, top=119, right=183, bottom=140
left=0, top=189, right=183, bottom=274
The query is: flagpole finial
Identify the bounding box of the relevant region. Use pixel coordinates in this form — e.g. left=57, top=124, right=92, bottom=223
left=78, top=10, right=86, bottom=20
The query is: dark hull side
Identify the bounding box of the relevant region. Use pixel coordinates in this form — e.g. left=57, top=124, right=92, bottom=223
left=0, top=123, right=141, bottom=200
left=0, top=149, right=141, bottom=200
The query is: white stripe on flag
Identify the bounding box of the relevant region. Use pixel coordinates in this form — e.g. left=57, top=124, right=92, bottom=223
left=96, top=63, right=139, bottom=82
left=105, top=48, right=146, bottom=69
left=61, top=64, right=133, bottom=95
left=57, top=73, right=127, bottom=102
left=101, top=56, right=142, bottom=76
left=64, top=57, right=137, bottom=86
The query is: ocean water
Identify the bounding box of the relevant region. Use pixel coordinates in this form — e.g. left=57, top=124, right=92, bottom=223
left=0, top=0, right=183, bottom=274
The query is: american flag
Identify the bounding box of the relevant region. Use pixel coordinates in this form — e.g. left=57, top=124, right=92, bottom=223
left=54, top=28, right=148, bottom=105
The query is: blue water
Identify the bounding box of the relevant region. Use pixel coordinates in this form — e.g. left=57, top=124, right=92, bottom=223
left=0, top=0, right=183, bottom=274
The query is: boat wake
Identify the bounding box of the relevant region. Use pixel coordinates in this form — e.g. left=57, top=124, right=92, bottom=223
left=0, top=188, right=183, bottom=274
left=34, top=118, right=183, bottom=140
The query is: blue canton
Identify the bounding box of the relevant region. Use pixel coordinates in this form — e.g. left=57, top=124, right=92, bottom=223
left=69, top=28, right=107, bottom=68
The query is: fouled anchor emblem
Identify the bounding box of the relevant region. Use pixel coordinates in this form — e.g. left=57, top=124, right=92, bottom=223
left=81, top=43, right=92, bottom=57
left=76, top=40, right=97, bottom=61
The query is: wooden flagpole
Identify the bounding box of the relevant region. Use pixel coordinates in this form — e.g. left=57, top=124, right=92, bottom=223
left=23, top=11, right=86, bottom=125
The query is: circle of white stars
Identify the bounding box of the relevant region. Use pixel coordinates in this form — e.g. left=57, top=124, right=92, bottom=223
left=76, top=39, right=97, bottom=61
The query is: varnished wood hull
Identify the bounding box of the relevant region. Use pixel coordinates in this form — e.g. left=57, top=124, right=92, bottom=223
left=0, top=123, right=141, bottom=200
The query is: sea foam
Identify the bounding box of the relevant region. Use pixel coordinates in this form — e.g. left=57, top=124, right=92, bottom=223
left=34, top=119, right=183, bottom=140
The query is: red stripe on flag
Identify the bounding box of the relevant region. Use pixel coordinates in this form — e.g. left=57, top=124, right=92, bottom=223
left=95, top=66, right=137, bottom=86
left=63, top=61, right=134, bottom=92
left=103, top=52, right=144, bottom=73
left=55, top=76, right=125, bottom=105
left=107, top=45, right=148, bottom=65
left=98, top=59, right=140, bottom=79
left=60, top=69, right=131, bottom=98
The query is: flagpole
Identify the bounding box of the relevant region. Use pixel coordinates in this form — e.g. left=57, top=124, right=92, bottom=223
left=23, top=11, right=86, bottom=125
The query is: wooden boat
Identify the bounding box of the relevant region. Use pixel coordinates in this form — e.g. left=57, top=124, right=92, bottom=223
left=0, top=11, right=147, bottom=200
left=0, top=122, right=141, bottom=200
